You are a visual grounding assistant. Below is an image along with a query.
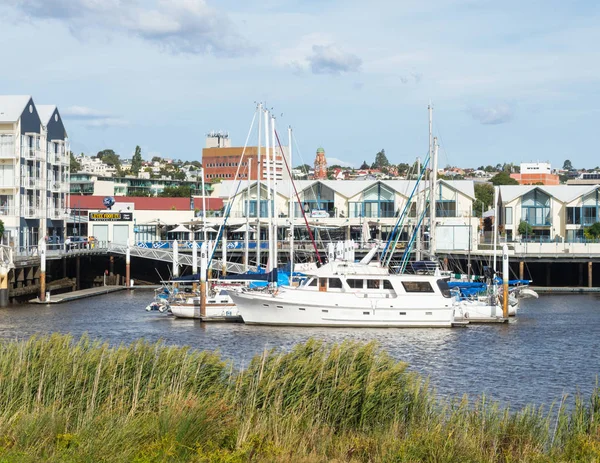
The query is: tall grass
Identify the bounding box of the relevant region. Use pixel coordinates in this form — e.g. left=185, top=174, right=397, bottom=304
left=0, top=334, right=598, bottom=462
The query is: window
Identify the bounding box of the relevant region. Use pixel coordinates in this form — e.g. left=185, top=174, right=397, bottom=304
left=436, top=279, right=452, bottom=298
left=504, top=207, right=513, bottom=225
left=328, top=278, right=343, bottom=289
left=307, top=278, right=317, bottom=287
left=383, top=280, right=393, bottom=290
left=567, top=207, right=581, bottom=225
left=367, top=279, right=380, bottom=289
left=402, top=281, right=434, bottom=293
left=347, top=279, right=363, bottom=288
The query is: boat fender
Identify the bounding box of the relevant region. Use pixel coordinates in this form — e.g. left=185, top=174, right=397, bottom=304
left=464, top=311, right=469, bottom=319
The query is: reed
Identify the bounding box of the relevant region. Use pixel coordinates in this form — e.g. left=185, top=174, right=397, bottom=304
left=0, top=334, right=598, bottom=462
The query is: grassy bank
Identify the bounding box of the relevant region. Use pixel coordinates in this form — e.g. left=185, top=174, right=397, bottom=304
left=0, top=334, right=598, bottom=462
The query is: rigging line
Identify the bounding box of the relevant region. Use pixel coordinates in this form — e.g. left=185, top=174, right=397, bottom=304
left=274, top=128, right=323, bottom=265
left=208, top=108, right=257, bottom=267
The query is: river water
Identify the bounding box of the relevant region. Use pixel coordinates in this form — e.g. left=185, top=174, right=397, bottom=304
left=0, top=290, right=599, bottom=410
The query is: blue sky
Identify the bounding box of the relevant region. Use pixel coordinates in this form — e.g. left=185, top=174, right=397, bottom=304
left=2, top=0, right=598, bottom=169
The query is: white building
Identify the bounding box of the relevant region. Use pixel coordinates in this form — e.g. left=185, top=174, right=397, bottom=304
left=0, top=96, right=69, bottom=247
left=520, top=162, right=552, bottom=175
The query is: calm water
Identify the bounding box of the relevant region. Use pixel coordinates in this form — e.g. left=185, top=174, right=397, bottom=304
left=0, top=290, right=599, bottom=410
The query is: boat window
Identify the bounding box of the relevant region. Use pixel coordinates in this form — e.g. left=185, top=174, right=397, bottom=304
left=328, top=278, right=343, bottom=289
left=219, top=290, right=229, bottom=296
left=436, top=279, right=452, bottom=298
left=307, top=278, right=317, bottom=287
left=383, top=280, right=393, bottom=290
left=367, top=279, right=380, bottom=289
left=347, top=279, right=363, bottom=289
left=402, top=281, right=434, bottom=293
left=319, top=278, right=327, bottom=292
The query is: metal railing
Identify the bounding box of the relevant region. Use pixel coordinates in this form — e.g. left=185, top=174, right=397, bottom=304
left=24, top=176, right=41, bottom=189
left=22, top=206, right=38, bottom=218
left=0, top=206, right=15, bottom=217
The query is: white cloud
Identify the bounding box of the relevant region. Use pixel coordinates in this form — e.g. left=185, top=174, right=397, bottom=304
left=466, top=103, right=514, bottom=125
left=307, top=44, right=362, bottom=75
left=62, top=105, right=129, bottom=129
left=327, top=157, right=355, bottom=167
left=6, top=0, right=252, bottom=57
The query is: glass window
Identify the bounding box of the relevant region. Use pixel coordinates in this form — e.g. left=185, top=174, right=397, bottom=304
left=402, top=281, right=434, bottom=293
left=436, top=279, right=451, bottom=298
left=307, top=278, right=317, bottom=287
left=367, top=279, right=380, bottom=289
left=383, top=280, right=393, bottom=289
left=347, top=279, right=363, bottom=288
left=505, top=207, right=513, bottom=225
left=328, top=278, right=343, bottom=289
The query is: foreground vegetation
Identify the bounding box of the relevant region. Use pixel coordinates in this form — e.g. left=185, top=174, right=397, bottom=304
left=0, top=335, right=598, bottom=462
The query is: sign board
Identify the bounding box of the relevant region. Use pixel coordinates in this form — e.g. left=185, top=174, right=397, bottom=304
left=89, top=212, right=133, bottom=222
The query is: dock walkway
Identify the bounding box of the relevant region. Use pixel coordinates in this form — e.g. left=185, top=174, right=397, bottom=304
left=32, top=286, right=126, bottom=304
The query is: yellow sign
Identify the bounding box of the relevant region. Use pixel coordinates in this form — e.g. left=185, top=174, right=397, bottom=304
left=89, top=212, right=133, bottom=221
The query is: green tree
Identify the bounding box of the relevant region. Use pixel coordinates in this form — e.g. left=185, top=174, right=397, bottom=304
left=159, top=185, right=192, bottom=197
left=371, top=149, right=389, bottom=169
left=131, top=145, right=143, bottom=175
left=294, top=164, right=311, bottom=173
left=518, top=220, right=533, bottom=237
left=563, top=159, right=573, bottom=171
left=0, top=219, right=4, bottom=243
left=151, top=156, right=162, bottom=163
left=360, top=160, right=369, bottom=170
left=473, top=182, right=494, bottom=217
left=396, top=163, right=410, bottom=175
left=490, top=171, right=519, bottom=185
left=69, top=152, right=81, bottom=173
left=584, top=222, right=600, bottom=240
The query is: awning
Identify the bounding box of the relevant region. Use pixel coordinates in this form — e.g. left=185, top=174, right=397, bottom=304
left=168, top=224, right=192, bottom=233
left=233, top=224, right=256, bottom=233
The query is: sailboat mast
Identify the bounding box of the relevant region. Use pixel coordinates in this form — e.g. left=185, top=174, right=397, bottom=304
left=271, top=114, right=278, bottom=275
left=256, top=103, right=262, bottom=268
left=430, top=136, right=438, bottom=257
left=264, top=109, right=273, bottom=273
left=415, top=156, right=422, bottom=261
left=245, top=163, right=251, bottom=271
left=288, top=126, right=294, bottom=282
left=493, top=185, right=498, bottom=274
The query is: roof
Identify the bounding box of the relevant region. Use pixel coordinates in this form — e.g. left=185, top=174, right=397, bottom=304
left=36, top=105, right=57, bottom=125
left=216, top=179, right=476, bottom=201
left=498, top=185, right=600, bottom=204
left=0, top=95, right=32, bottom=122
left=69, top=195, right=224, bottom=211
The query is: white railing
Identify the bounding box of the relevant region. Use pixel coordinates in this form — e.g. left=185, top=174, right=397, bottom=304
left=24, top=176, right=41, bottom=189
left=48, top=180, right=61, bottom=192
left=0, top=206, right=15, bottom=217
left=22, top=206, right=38, bottom=218
left=48, top=208, right=63, bottom=219
left=22, top=147, right=36, bottom=160
left=0, top=245, right=14, bottom=269
left=0, top=146, right=16, bottom=159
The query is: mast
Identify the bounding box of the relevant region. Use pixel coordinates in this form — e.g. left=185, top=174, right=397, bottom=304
left=264, top=108, right=272, bottom=273
left=256, top=103, right=262, bottom=268
left=288, top=126, right=294, bottom=282
left=245, top=162, right=251, bottom=271
left=429, top=136, right=438, bottom=257
left=415, top=156, right=422, bottom=261
left=493, top=185, right=498, bottom=274
left=271, top=114, right=278, bottom=277
left=201, top=166, right=207, bottom=244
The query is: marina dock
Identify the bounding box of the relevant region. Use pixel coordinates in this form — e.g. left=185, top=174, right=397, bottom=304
left=32, top=286, right=126, bottom=304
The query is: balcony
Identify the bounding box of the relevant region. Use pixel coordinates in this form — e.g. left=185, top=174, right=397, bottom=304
left=48, top=180, right=62, bottom=192
left=22, top=206, right=38, bottom=219
left=24, top=176, right=42, bottom=190
left=0, top=145, right=16, bottom=159
left=0, top=206, right=15, bottom=217
left=22, top=147, right=36, bottom=160
left=48, top=208, right=65, bottom=220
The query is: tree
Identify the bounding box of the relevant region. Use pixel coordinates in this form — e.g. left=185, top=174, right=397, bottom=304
left=151, top=156, right=162, bottom=163
left=563, top=159, right=573, bottom=171
left=396, top=163, right=410, bottom=175
left=584, top=222, right=600, bottom=240
left=371, top=149, right=390, bottom=169
left=294, top=164, right=311, bottom=173
left=159, top=185, right=192, bottom=197
left=518, top=220, right=533, bottom=237
left=69, top=152, right=81, bottom=173
left=360, top=160, right=369, bottom=170
left=0, top=219, right=4, bottom=244
left=490, top=172, right=519, bottom=185
left=131, top=145, right=143, bottom=175
left=473, top=182, right=494, bottom=217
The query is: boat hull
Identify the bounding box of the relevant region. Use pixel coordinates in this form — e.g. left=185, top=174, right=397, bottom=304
left=170, top=303, right=241, bottom=321
left=230, top=291, right=455, bottom=327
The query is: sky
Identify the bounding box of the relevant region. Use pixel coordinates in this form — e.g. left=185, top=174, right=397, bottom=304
left=1, top=0, right=599, bottom=169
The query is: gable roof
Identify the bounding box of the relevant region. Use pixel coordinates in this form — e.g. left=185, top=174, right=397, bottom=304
left=0, top=95, right=32, bottom=123
left=498, top=184, right=600, bottom=204
left=36, top=105, right=57, bottom=125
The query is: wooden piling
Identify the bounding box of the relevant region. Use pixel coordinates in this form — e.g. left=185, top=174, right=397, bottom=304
left=39, top=238, right=46, bottom=302
left=589, top=261, right=593, bottom=288
left=519, top=261, right=524, bottom=280
left=0, top=265, right=8, bottom=308
left=125, top=240, right=131, bottom=287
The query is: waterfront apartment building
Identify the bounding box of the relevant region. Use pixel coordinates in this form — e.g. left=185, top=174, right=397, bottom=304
left=498, top=185, right=600, bottom=242
left=70, top=173, right=204, bottom=197
left=0, top=95, right=69, bottom=248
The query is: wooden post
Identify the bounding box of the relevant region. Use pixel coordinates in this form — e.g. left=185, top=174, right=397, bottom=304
left=125, top=239, right=131, bottom=287
left=76, top=256, right=81, bottom=290
left=589, top=261, right=593, bottom=288
left=519, top=261, right=524, bottom=281
left=200, top=242, right=207, bottom=317
left=39, top=238, right=47, bottom=302
left=172, top=239, right=179, bottom=278
left=0, top=265, right=8, bottom=308
left=109, top=255, right=114, bottom=276
left=221, top=233, right=227, bottom=277
left=502, top=244, right=509, bottom=319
